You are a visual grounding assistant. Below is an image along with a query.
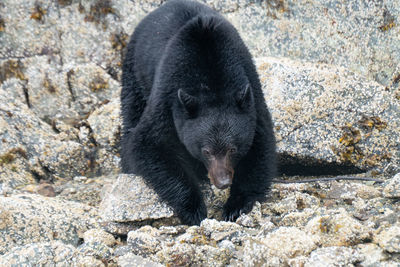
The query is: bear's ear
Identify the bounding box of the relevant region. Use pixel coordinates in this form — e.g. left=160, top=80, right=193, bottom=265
left=236, top=84, right=254, bottom=110
left=178, top=89, right=198, bottom=116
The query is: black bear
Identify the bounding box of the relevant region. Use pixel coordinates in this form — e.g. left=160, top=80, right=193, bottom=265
left=121, top=0, right=276, bottom=225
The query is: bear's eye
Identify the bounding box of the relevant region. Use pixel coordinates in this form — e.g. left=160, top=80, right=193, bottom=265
left=202, top=148, right=211, bottom=157
left=229, top=147, right=237, bottom=154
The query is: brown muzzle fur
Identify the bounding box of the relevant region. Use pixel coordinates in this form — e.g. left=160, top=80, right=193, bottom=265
left=207, top=156, right=234, bottom=189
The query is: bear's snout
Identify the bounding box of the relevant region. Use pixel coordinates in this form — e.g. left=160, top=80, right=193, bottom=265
left=208, top=157, right=233, bottom=190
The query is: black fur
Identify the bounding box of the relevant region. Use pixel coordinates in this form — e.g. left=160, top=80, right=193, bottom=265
left=121, top=0, right=276, bottom=225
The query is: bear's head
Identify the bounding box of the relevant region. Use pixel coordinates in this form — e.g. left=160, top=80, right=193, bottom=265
left=173, top=84, right=257, bottom=189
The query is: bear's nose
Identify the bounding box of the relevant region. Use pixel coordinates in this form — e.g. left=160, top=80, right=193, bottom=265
left=215, top=176, right=231, bottom=189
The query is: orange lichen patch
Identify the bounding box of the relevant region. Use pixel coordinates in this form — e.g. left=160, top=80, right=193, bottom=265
left=30, top=3, right=47, bottom=22
left=379, top=21, right=396, bottom=32
left=84, top=0, right=116, bottom=25
left=0, top=60, right=26, bottom=83
left=319, top=217, right=330, bottom=233
left=334, top=125, right=365, bottom=164
left=0, top=147, right=28, bottom=166
left=0, top=16, right=5, bottom=32
left=359, top=116, right=387, bottom=131
left=57, top=0, right=72, bottom=6
left=110, top=32, right=128, bottom=51
left=78, top=3, right=85, bottom=13
left=43, top=76, right=56, bottom=93
left=339, top=125, right=361, bottom=146
left=89, top=75, right=108, bottom=92
left=364, top=153, right=392, bottom=166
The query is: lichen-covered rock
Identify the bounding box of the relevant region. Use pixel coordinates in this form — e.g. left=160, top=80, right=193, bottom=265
left=156, top=242, right=232, bottom=267
left=1, top=0, right=400, bottom=265
left=304, top=246, right=363, bottom=267
left=0, top=89, right=92, bottom=187
left=118, top=253, right=163, bottom=267
left=83, top=228, right=116, bottom=247
left=270, top=192, right=320, bottom=215
left=356, top=243, right=390, bottom=267
left=0, top=241, right=76, bottom=266
left=243, top=227, right=317, bottom=266
left=127, top=226, right=162, bottom=257
left=279, top=208, right=316, bottom=228
left=0, top=0, right=61, bottom=59
left=257, top=57, right=400, bottom=174
left=199, top=219, right=245, bottom=244
left=226, top=1, right=400, bottom=89
left=235, top=201, right=263, bottom=227
left=87, top=97, right=121, bottom=151
left=383, top=173, right=400, bottom=198
left=99, top=174, right=174, bottom=222
left=305, top=207, right=372, bottom=247
left=0, top=194, right=99, bottom=254
left=0, top=241, right=106, bottom=266
left=374, top=224, right=400, bottom=253
left=77, top=241, right=113, bottom=260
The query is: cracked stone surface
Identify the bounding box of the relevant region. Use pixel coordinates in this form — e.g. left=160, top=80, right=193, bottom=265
left=0, top=0, right=399, bottom=265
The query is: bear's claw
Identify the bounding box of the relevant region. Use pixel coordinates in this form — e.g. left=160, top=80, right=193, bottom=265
left=223, top=196, right=255, bottom=222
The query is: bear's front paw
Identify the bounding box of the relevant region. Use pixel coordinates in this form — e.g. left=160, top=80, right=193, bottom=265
left=178, top=204, right=207, bottom=226
left=223, top=196, right=255, bottom=222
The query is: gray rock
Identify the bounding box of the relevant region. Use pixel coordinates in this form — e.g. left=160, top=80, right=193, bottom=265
left=77, top=241, right=113, bottom=260
left=356, top=243, right=390, bottom=267
left=305, top=207, right=372, bottom=247
left=0, top=0, right=61, bottom=59
left=118, top=253, right=163, bottom=267
left=0, top=89, right=92, bottom=187
left=0, top=194, right=99, bottom=254
left=270, top=192, right=320, bottom=215
left=279, top=208, right=316, bottom=228
left=383, top=173, right=400, bottom=198
left=199, top=218, right=244, bottom=242
left=225, top=0, right=400, bottom=88
left=257, top=57, right=400, bottom=173
left=374, top=224, right=400, bottom=253
left=305, top=246, right=363, bottom=267
left=0, top=241, right=76, bottom=266
left=99, top=174, right=174, bottom=223
left=243, top=227, right=317, bottom=266
left=87, top=97, right=121, bottom=150
left=127, top=226, right=162, bottom=257
left=0, top=241, right=105, bottom=267
left=83, top=228, right=116, bottom=247
left=156, top=242, right=232, bottom=267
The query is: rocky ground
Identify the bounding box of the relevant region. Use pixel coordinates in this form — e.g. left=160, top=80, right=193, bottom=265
left=0, top=0, right=399, bottom=266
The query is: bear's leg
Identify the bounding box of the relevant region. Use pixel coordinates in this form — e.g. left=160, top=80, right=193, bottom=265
left=121, top=130, right=207, bottom=225
left=121, top=52, right=147, bottom=133
left=223, top=129, right=276, bottom=221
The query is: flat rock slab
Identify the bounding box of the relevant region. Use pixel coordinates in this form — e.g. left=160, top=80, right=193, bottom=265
left=0, top=194, right=99, bottom=254
left=0, top=241, right=104, bottom=266
left=257, top=57, right=400, bottom=174
left=99, top=174, right=174, bottom=223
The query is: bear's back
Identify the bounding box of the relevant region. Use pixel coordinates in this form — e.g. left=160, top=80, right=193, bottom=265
left=131, top=0, right=218, bottom=92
